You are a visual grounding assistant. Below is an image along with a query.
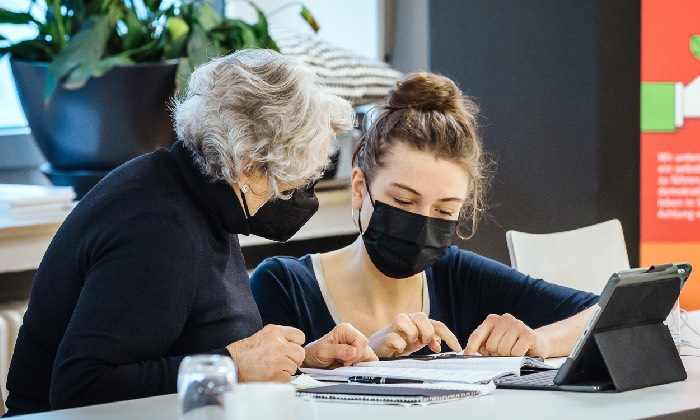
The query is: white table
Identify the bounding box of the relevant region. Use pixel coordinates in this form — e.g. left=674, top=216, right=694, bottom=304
left=12, top=312, right=700, bottom=420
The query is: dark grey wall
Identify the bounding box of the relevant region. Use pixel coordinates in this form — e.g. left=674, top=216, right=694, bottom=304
left=386, top=0, right=430, bottom=73
left=429, top=0, right=640, bottom=265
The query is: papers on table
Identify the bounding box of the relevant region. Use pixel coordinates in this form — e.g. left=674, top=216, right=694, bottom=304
left=355, top=355, right=555, bottom=374
left=291, top=374, right=328, bottom=390
left=301, top=355, right=558, bottom=385
left=294, top=355, right=554, bottom=406
left=0, top=184, right=75, bottom=221
left=302, top=366, right=509, bottom=384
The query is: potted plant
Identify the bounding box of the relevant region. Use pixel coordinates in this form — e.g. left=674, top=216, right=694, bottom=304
left=0, top=1, right=318, bottom=198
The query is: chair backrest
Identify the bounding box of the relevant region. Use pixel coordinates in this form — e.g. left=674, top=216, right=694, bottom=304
left=506, top=219, right=630, bottom=294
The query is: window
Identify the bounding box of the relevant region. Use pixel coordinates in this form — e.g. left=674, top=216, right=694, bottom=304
left=0, top=1, right=44, bottom=180
left=225, top=0, right=381, bottom=60
left=1, top=1, right=381, bottom=131
left=0, top=0, right=37, bottom=129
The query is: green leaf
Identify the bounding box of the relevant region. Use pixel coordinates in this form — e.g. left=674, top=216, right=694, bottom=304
left=266, top=37, right=279, bottom=52
left=216, top=20, right=256, bottom=52
left=90, top=55, right=133, bottom=77
left=239, top=24, right=258, bottom=48
left=0, top=8, right=39, bottom=25
left=195, top=4, right=223, bottom=32
left=163, top=16, right=189, bottom=59
left=121, top=38, right=160, bottom=61
left=300, top=6, right=320, bottom=33
left=178, top=2, right=195, bottom=22
left=691, top=35, right=700, bottom=62
left=187, top=24, right=210, bottom=69
left=210, top=38, right=224, bottom=58
left=248, top=4, right=279, bottom=49
left=156, top=3, right=176, bottom=20
left=45, top=10, right=118, bottom=104
left=175, top=57, right=193, bottom=94
left=144, top=0, right=163, bottom=13
left=81, top=0, right=103, bottom=18
left=0, top=38, right=54, bottom=61
left=66, top=0, right=86, bottom=21
left=63, top=55, right=133, bottom=90
left=121, top=8, right=147, bottom=51
left=43, top=2, right=70, bottom=50
left=62, top=64, right=93, bottom=90
left=252, top=8, right=269, bottom=37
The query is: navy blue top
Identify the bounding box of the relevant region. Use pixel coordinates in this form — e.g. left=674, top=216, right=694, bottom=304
left=250, top=247, right=599, bottom=350
left=5, top=142, right=262, bottom=416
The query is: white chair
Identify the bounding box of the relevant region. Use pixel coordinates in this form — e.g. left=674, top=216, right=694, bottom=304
left=506, top=219, right=630, bottom=294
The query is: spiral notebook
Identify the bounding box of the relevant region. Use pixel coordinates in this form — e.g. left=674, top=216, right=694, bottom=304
left=296, top=384, right=481, bottom=405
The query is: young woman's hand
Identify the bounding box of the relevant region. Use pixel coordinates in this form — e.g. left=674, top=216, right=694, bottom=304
left=303, top=323, right=378, bottom=369
left=464, top=313, right=552, bottom=357
left=368, top=312, right=462, bottom=357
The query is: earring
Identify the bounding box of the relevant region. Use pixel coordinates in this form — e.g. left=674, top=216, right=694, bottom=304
left=351, top=207, right=358, bottom=227
left=240, top=184, right=250, bottom=194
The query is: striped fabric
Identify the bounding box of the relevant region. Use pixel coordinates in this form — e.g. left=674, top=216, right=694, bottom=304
left=272, top=27, right=403, bottom=106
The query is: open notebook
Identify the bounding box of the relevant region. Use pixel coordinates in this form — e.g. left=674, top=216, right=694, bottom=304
left=301, top=353, right=557, bottom=384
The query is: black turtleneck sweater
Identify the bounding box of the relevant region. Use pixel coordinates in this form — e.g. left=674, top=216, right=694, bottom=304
left=4, top=142, right=262, bottom=416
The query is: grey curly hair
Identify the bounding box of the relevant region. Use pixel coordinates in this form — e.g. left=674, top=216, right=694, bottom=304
left=173, top=49, right=355, bottom=197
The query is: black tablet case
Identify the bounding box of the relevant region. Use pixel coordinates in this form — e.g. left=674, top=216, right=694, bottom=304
left=556, top=266, right=687, bottom=392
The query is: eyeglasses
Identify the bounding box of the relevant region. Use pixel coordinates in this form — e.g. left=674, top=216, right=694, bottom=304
left=304, top=170, right=325, bottom=190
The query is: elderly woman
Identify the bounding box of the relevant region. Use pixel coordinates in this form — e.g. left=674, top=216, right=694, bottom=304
left=4, top=49, right=376, bottom=416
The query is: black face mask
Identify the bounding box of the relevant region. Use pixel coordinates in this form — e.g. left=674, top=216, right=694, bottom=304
left=241, top=184, right=319, bottom=242
left=360, top=186, right=458, bottom=279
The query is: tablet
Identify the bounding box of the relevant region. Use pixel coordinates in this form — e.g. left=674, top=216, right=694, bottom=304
left=496, top=262, right=691, bottom=392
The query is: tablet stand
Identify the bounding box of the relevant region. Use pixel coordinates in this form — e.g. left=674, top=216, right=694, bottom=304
left=592, top=322, right=686, bottom=392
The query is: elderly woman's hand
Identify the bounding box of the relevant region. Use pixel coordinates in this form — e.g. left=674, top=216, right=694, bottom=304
left=226, top=324, right=306, bottom=382
left=369, top=312, right=463, bottom=358
left=303, top=323, right=377, bottom=369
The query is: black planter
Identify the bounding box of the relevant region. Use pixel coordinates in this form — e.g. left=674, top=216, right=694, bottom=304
left=10, top=59, right=178, bottom=198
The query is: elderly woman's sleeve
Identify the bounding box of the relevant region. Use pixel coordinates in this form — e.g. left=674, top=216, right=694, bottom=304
left=48, top=215, right=219, bottom=410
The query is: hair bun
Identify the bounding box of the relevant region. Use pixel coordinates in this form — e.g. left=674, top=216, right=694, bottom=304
left=387, top=72, right=463, bottom=113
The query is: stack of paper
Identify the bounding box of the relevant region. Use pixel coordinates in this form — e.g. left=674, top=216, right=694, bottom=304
left=0, top=184, right=76, bottom=222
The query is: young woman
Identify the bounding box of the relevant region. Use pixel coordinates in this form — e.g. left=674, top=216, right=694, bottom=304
left=250, top=72, right=598, bottom=359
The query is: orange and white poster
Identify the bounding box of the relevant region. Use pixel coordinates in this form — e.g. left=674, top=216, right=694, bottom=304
left=641, top=0, right=700, bottom=309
